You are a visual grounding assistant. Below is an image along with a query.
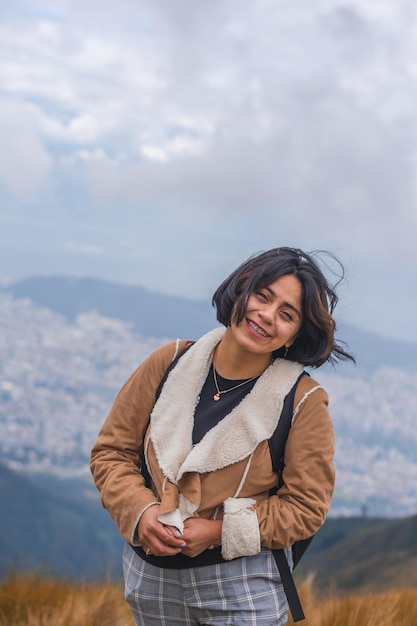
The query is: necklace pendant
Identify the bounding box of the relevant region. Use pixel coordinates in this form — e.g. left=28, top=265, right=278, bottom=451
left=213, top=393, right=221, bottom=401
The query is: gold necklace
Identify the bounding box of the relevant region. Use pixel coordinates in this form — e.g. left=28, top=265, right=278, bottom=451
left=212, top=366, right=258, bottom=401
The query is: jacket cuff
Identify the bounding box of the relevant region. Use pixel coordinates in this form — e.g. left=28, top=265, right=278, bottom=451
left=221, top=497, right=261, bottom=560
left=130, top=501, right=159, bottom=546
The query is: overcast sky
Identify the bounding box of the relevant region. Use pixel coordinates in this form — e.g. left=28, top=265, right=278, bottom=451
left=0, top=0, right=416, bottom=342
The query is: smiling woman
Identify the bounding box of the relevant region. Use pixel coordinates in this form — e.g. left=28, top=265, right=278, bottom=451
left=90, top=246, right=355, bottom=626
left=213, top=247, right=350, bottom=367
left=213, top=274, right=303, bottom=380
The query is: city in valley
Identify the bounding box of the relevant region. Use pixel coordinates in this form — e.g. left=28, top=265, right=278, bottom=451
left=1, top=292, right=417, bottom=519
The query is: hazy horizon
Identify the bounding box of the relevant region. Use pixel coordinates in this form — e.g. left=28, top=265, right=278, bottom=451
left=1, top=0, right=416, bottom=342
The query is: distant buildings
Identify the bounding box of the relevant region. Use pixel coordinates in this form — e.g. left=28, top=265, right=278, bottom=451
left=1, top=293, right=417, bottom=518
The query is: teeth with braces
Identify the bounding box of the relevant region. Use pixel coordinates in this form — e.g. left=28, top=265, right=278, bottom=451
left=248, top=320, right=269, bottom=336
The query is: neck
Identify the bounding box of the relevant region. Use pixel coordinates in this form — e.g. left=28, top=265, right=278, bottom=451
left=214, top=328, right=272, bottom=379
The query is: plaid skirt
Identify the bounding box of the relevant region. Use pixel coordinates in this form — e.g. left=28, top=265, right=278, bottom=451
left=123, top=543, right=290, bottom=625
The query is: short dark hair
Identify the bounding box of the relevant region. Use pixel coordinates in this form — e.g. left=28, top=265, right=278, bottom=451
left=212, top=247, right=355, bottom=367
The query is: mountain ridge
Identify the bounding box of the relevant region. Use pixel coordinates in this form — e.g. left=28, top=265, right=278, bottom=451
left=298, top=513, right=417, bottom=595
left=3, top=275, right=417, bottom=372
left=0, top=461, right=123, bottom=581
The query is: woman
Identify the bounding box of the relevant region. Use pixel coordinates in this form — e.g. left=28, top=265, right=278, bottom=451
left=90, top=247, right=354, bottom=625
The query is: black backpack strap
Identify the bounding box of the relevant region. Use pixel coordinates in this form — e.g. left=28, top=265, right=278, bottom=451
left=268, top=371, right=307, bottom=475
left=273, top=549, right=305, bottom=622
left=270, top=371, right=308, bottom=622
left=154, top=341, right=195, bottom=399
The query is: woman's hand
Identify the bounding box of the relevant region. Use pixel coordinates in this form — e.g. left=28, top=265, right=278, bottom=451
left=137, top=505, right=186, bottom=556
left=181, top=518, right=222, bottom=558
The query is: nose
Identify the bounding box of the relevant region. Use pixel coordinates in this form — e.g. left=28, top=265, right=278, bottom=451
left=259, top=304, right=275, bottom=325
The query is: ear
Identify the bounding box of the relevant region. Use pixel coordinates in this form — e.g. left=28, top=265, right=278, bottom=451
left=285, top=334, right=299, bottom=350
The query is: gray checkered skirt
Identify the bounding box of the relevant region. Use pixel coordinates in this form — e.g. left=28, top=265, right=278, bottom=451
left=123, top=543, right=290, bottom=625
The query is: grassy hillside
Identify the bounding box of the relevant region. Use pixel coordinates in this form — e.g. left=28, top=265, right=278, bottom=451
left=299, top=514, right=417, bottom=596
left=2, top=571, right=417, bottom=626
left=0, top=572, right=133, bottom=626
left=0, top=463, right=122, bottom=581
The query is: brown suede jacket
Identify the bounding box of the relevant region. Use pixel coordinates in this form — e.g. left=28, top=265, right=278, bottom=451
left=90, top=328, right=335, bottom=561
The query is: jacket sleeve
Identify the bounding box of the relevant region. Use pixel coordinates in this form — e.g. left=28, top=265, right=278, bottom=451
left=89, top=341, right=182, bottom=544
left=254, top=380, right=335, bottom=550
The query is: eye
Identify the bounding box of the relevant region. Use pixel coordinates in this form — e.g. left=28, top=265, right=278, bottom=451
left=256, top=291, right=268, bottom=301
left=280, top=310, right=293, bottom=321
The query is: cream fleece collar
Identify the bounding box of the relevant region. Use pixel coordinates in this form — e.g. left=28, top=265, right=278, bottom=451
left=150, top=327, right=304, bottom=484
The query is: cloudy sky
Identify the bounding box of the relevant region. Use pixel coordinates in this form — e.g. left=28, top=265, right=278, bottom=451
left=1, top=0, right=416, bottom=342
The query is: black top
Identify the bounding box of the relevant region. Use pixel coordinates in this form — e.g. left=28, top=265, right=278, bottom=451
left=192, top=364, right=259, bottom=444
left=134, top=365, right=258, bottom=569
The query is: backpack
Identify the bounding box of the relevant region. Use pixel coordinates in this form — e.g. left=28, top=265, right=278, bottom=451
left=144, top=343, right=313, bottom=622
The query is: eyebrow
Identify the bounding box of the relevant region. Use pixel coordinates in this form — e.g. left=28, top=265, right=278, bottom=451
left=263, top=286, right=302, bottom=319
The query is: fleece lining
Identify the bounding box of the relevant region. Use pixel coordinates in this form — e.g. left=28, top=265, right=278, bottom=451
left=150, top=327, right=303, bottom=483
left=221, top=497, right=261, bottom=560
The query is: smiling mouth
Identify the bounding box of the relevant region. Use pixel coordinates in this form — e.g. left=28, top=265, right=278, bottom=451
left=247, top=319, right=270, bottom=337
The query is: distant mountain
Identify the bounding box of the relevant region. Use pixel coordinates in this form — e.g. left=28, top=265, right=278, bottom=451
left=3, top=275, right=216, bottom=341
left=4, top=275, right=417, bottom=372
left=335, top=320, right=417, bottom=373
left=0, top=461, right=123, bottom=581
left=299, top=514, right=417, bottom=595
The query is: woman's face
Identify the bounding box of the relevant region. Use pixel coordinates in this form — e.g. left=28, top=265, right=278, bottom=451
left=230, top=273, right=303, bottom=357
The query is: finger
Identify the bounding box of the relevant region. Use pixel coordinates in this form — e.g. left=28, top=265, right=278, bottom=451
left=142, top=522, right=186, bottom=554
left=154, top=529, right=186, bottom=550
left=164, top=524, right=183, bottom=537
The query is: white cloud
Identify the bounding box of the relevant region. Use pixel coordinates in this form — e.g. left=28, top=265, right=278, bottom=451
left=0, top=0, right=417, bottom=339
left=63, top=241, right=105, bottom=256
left=0, top=99, right=51, bottom=198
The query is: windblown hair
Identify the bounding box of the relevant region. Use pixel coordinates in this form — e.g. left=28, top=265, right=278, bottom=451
left=212, top=247, right=355, bottom=367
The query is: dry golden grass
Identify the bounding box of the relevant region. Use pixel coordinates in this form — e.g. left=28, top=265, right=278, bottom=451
left=0, top=571, right=134, bottom=626
left=2, top=571, right=417, bottom=626
left=288, top=575, right=417, bottom=626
